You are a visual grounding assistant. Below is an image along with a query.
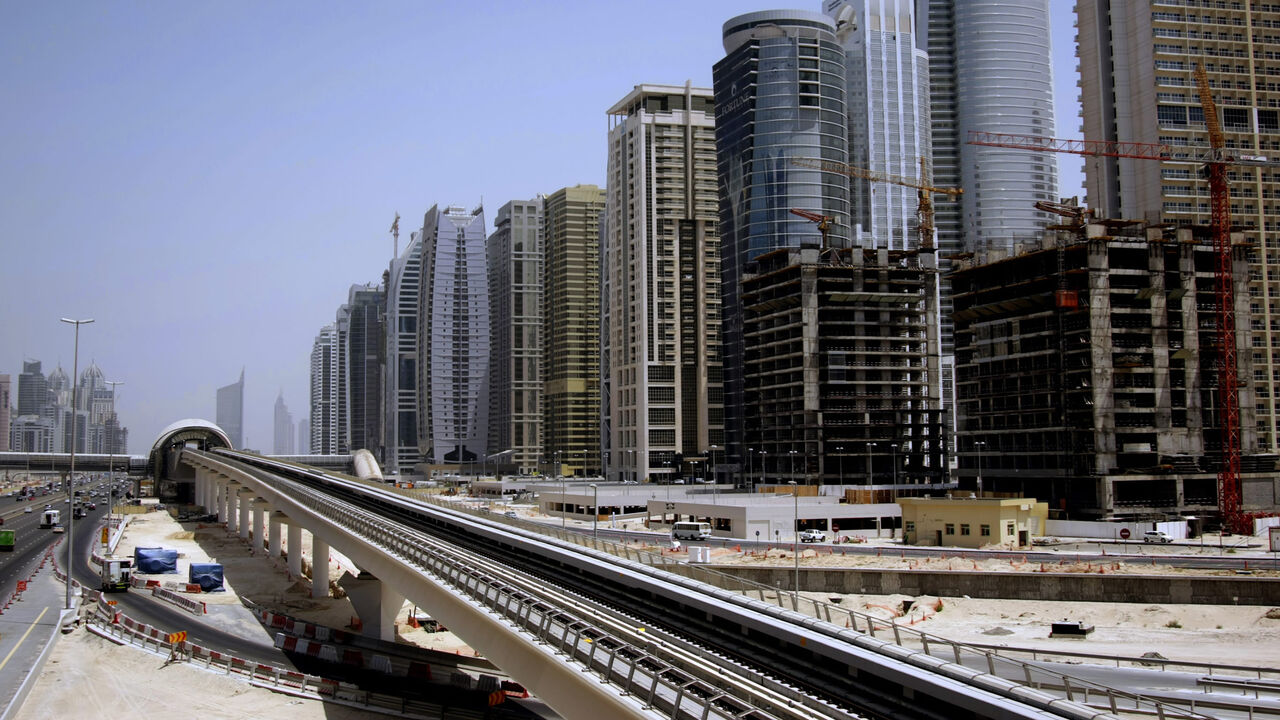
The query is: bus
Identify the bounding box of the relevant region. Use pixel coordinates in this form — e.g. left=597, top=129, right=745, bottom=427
left=672, top=521, right=712, bottom=541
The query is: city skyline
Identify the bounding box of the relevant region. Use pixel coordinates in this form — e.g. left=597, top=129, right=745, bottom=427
left=0, top=2, right=1083, bottom=453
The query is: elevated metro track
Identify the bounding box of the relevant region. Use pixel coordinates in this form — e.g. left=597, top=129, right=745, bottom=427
left=184, top=448, right=1146, bottom=720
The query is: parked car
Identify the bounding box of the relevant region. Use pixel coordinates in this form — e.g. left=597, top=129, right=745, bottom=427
left=23, top=507, right=32, bottom=514
left=799, top=529, right=827, bottom=543
left=1143, top=530, right=1173, bottom=544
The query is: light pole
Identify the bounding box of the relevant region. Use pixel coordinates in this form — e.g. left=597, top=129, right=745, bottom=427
left=788, top=449, right=797, bottom=482
left=836, top=446, right=844, bottom=485
left=746, top=447, right=753, bottom=486
left=867, top=442, right=878, bottom=485
left=589, top=483, right=598, bottom=539
left=61, top=317, right=93, bottom=611
left=710, top=445, right=719, bottom=485
left=788, top=480, right=799, bottom=605
left=105, top=379, right=124, bottom=535
left=975, top=441, right=986, bottom=494
left=556, top=451, right=565, bottom=529
left=760, top=450, right=766, bottom=487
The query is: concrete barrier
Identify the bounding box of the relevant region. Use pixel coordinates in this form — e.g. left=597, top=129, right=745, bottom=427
left=699, top=565, right=1280, bottom=605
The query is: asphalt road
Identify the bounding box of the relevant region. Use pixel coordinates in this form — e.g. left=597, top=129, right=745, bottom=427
left=55, top=505, right=291, bottom=668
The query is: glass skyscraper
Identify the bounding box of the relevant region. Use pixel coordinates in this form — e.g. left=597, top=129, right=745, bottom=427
left=714, top=10, right=850, bottom=470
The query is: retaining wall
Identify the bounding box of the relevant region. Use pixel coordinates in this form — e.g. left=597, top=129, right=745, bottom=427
left=699, top=565, right=1280, bottom=606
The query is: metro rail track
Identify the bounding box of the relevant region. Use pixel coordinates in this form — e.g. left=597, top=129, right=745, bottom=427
left=206, top=449, right=1210, bottom=720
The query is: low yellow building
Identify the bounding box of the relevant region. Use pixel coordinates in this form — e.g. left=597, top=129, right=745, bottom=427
left=898, top=495, right=1047, bottom=548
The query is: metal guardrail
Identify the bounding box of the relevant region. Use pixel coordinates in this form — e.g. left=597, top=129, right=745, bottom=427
left=283, top=484, right=786, bottom=720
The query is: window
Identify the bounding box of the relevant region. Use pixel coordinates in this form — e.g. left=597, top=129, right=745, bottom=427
left=980, top=524, right=991, bottom=537
left=944, top=523, right=955, bottom=535
left=904, top=521, right=915, bottom=532
left=960, top=524, right=971, bottom=536
left=1006, top=523, right=1016, bottom=536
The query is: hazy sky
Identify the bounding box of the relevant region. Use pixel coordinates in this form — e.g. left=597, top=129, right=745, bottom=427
left=1, top=2, right=1083, bottom=455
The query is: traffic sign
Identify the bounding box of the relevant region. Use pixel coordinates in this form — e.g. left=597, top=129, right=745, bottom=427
left=1119, top=528, right=1130, bottom=539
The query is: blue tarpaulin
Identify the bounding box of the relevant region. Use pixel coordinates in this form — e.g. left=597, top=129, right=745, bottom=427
left=188, top=563, right=224, bottom=592
left=134, top=547, right=178, bottom=574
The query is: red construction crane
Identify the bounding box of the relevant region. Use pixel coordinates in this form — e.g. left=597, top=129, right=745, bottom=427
left=788, top=208, right=841, bottom=263
left=969, top=62, right=1274, bottom=533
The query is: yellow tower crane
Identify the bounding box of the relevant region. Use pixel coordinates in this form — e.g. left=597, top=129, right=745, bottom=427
left=791, top=156, right=962, bottom=250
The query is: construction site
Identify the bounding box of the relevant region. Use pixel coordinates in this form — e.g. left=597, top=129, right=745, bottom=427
left=951, top=217, right=1277, bottom=522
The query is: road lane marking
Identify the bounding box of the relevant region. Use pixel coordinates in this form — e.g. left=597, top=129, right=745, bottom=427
left=0, top=607, right=49, bottom=673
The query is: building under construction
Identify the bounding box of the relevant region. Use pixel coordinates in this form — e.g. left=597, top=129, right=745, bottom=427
left=951, top=218, right=1279, bottom=522
left=742, top=244, right=946, bottom=489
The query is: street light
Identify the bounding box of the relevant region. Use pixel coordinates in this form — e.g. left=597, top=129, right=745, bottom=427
left=105, top=379, right=124, bottom=535
left=760, top=450, right=767, bottom=488
left=975, top=441, right=986, bottom=494
left=589, top=483, right=598, bottom=539
left=867, top=442, right=878, bottom=485
left=788, top=449, right=797, bottom=481
left=788, top=480, right=799, bottom=606
left=836, top=446, right=844, bottom=485
left=61, top=317, right=93, bottom=612
left=555, top=451, right=564, bottom=529
left=746, top=447, right=754, bottom=485
left=710, top=444, right=719, bottom=485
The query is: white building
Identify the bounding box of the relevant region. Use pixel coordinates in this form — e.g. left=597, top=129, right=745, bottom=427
left=418, top=205, right=490, bottom=467
left=604, top=83, right=724, bottom=485
left=385, top=230, right=423, bottom=474
left=309, top=325, right=339, bottom=454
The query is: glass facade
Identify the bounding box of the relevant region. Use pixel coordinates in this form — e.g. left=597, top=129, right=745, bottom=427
left=714, top=10, right=850, bottom=470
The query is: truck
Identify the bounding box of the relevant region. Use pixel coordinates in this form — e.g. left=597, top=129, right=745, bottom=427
left=100, top=557, right=132, bottom=592
left=40, top=509, right=60, bottom=529
left=0, top=530, right=14, bottom=552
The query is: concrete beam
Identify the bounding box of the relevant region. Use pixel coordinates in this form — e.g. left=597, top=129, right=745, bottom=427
left=237, top=489, right=253, bottom=540
left=311, top=536, right=329, bottom=599
left=338, top=571, right=403, bottom=642
left=287, top=522, right=302, bottom=578
left=268, top=511, right=283, bottom=558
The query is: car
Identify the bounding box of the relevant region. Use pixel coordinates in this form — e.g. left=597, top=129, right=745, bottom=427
left=44, top=504, right=51, bottom=510
left=87, top=503, right=96, bottom=510
left=1143, top=530, right=1173, bottom=544
left=503, top=511, right=518, bottom=519
left=23, top=507, right=32, bottom=514
left=799, top=529, right=827, bottom=543
left=51, top=525, right=64, bottom=534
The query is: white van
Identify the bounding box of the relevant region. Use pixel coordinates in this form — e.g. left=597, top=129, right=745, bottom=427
left=672, top=521, right=712, bottom=541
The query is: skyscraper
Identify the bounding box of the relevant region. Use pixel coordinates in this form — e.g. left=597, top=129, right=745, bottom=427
left=925, top=0, right=1058, bottom=257
left=417, top=205, right=490, bottom=467
left=310, top=327, right=339, bottom=454
left=488, top=197, right=544, bottom=475
left=924, top=0, right=1059, bottom=452
left=384, top=230, right=423, bottom=473
left=298, top=416, right=310, bottom=455
left=604, top=83, right=723, bottom=484
left=0, top=375, right=9, bottom=453
left=543, top=185, right=605, bottom=477
left=714, top=10, right=850, bottom=472
left=341, top=283, right=384, bottom=457
left=216, top=368, right=244, bottom=449
left=273, top=391, right=295, bottom=455
left=17, top=360, right=46, bottom=417
left=1075, top=2, right=1280, bottom=450
left=825, top=0, right=932, bottom=251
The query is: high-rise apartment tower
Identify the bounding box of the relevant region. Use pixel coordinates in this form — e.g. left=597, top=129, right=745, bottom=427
left=604, top=84, right=724, bottom=484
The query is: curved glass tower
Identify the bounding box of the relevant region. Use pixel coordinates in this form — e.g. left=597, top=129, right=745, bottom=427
left=952, top=0, right=1058, bottom=255
left=714, top=9, right=850, bottom=473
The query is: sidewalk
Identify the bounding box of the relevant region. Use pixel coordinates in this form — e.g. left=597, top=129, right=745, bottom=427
left=0, top=557, right=65, bottom=719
